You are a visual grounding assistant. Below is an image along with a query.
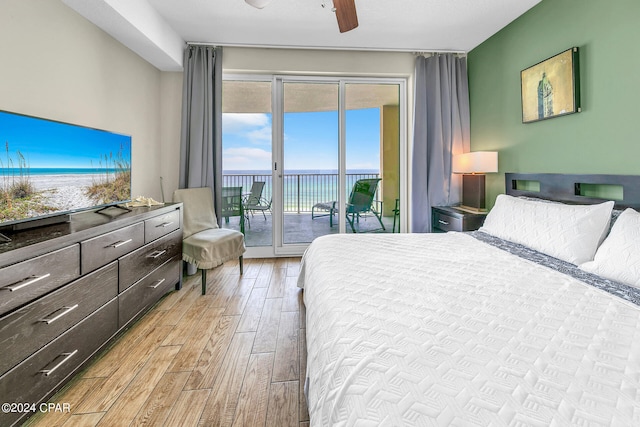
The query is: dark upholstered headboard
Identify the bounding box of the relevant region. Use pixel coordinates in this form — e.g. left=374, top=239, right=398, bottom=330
left=505, top=173, right=640, bottom=209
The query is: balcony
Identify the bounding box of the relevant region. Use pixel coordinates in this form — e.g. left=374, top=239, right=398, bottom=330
left=222, top=172, right=398, bottom=246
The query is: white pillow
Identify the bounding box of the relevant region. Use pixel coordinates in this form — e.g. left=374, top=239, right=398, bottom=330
left=479, top=194, right=614, bottom=265
left=580, top=208, right=640, bottom=287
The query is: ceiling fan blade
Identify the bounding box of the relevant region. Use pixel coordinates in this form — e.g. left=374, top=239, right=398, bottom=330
left=333, top=0, right=358, bottom=33
left=245, top=0, right=272, bottom=9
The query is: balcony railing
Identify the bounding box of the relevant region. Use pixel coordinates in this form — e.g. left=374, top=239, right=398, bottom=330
left=223, top=172, right=380, bottom=213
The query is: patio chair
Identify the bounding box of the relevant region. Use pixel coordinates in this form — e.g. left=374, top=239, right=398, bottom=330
left=173, top=187, right=245, bottom=295
left=392, top=198, right=400, bottom=233
left=244, top=181, right=271, bottom=220
left=345, top=178, right=385, bottom=233
left=221, top=186, right=246, bottom=234
left=312, top=178, right=385, bottom=233
left=311, top=200, right=338, bottom=226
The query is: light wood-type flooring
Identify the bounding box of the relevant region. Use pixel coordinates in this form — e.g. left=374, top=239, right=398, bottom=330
left=26, top=257, right=309, bottom=427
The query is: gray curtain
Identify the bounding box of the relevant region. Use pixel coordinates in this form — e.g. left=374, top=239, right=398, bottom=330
left=179, top=45, right=223, bottom=223
left=411, top=54, right=470, bottom=232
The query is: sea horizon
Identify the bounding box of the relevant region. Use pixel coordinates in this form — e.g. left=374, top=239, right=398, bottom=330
left=224, top=169, right=379, bottom=175
left=223, top=169, right=382, bottom=211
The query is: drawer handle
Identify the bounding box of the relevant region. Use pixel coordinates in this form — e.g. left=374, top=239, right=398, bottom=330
left=147, top=250, right=167, bottom=259
left=148, top=278, right=166, bottom=289
left=156, top=221, right=174, bottom=228
left=438, top=220, right=449, bottom=225
left=2, top=273, right=51, bottom=292
left=39, top=304, right=79, bottom=324
left=39, top=349, right=78, bottom=376
left=107, top=239, right=133, bottom=249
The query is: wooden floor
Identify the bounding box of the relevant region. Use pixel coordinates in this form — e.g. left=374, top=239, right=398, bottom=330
left=26, top=257, right=309, bottom=427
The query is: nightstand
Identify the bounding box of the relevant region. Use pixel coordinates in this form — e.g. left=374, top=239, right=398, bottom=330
left=432, top=206, right=487, bottom=232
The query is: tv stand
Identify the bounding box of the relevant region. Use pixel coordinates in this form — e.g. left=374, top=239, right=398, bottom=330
left=0, top=203, right=183, bottom=427
left=0, top=214, right=72, bottom=242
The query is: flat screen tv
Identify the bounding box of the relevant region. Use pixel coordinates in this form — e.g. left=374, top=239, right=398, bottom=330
left=0, top=110, right=132, bottom=235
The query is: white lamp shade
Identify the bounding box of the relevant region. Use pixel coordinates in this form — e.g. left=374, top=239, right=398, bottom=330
left=245, top=0, right=272, bottom=8
left=452, top=151, right=498, bottom=174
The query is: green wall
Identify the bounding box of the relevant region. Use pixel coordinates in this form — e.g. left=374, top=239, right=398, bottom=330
left=468, top=0, right=640, bottom=207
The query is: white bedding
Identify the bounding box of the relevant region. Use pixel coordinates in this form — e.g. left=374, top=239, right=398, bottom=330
left=298, top=232, right=640, bottom=426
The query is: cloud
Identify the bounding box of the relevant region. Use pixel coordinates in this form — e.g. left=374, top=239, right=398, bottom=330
left=246, top=126, right=272, bottom=145
left=347, top=161, right=379, bottom=170
left=223, top=113, right=270, bottom=134
left=223, top=113, right=272, bottom=146
left=225, top=147, right=271, bottom=159
left=223, top=147, right=272, bottom=171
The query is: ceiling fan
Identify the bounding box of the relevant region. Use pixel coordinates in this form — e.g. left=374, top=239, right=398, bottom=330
left=244, top=0, right=359, bottom=33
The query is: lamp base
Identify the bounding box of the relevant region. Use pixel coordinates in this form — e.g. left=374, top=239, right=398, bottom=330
left=462, top=174, right=486, bottom=211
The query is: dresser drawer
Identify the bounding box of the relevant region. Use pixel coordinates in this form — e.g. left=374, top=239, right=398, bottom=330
left=119, top=258, right=179, bottom=328
left=0, top=245, right=80, bottom=317
left=118, top=229, right=182, bottom=292
left=145, top=209, right=180, bottom=243
left=0, top=262, right=118, bottom=377
left=80, top=222, right=144, bottom=274
left=0, top=298, right=117, bottom=427
left=432, top=211, right=462, bottom=232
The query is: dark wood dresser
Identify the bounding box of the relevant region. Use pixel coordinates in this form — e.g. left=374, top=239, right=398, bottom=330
left=0, top=203, right=182, bottom=426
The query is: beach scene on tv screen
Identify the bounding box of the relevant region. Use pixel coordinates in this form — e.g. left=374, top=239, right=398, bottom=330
left=0, top=111, right=132, bottom=224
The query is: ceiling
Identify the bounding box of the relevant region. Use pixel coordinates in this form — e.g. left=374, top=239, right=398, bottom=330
left=62, top=0, right=540, bottom=72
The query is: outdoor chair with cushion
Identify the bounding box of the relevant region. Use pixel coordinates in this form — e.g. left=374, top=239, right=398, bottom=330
left=173, top=187, right=245, bottom=295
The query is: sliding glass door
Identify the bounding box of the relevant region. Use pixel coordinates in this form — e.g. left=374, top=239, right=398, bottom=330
left=274, top=77, right=405, bottom=255
left=281, top=81, right=339, bottom=245
left=221, top=79, right=273, bottom=252
left=344, top=83, right=401, bottom=234
left=222, top=75, right=406, bottom=257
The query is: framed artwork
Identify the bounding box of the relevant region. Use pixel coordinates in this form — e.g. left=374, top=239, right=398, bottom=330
left=521, top=47, right=581, bottom=123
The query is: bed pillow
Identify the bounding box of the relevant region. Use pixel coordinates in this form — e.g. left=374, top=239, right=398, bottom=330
left=580, top=208, right=640, bottom=287
left=479, top=194, right=614, bottom=265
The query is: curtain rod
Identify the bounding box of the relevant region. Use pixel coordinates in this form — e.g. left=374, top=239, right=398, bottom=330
left=186, top=41, right=466, bottom=55
left=413, top=51, right=467, bottom=58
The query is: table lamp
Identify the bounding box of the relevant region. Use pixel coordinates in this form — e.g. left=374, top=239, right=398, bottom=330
left=452, top=151, right=498, bottom=211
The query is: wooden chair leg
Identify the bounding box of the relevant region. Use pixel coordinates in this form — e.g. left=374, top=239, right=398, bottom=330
left=201, top=268, right=207, bottom=295
left=239, top=256, right=244, bottom=275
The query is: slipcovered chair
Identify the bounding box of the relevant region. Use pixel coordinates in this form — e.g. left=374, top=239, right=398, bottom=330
left=173, top=187, right=245, bottom=295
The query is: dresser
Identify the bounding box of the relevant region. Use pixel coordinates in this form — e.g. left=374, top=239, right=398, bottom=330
left=431, top=205, right=487, bottom=232
left=0, top=204, right=182, bottom=426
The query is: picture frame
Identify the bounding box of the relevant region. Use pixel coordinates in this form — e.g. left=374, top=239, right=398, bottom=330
left=521, top=47, right=581, bottom=123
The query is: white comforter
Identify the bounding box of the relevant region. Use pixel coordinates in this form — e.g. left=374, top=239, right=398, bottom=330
left=298, top=232, right=640, bottom=426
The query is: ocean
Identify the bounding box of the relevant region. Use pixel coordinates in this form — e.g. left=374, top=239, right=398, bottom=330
left=223, top=169, right=379, bottom=175
left=1, top=167, right=125, bottom=176
left=223, top=169, right=381, bottom=212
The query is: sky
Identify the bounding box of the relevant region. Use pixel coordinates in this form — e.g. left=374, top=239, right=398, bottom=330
left=0, top=111, right=131, bottom=169
left=222, top=108, right=381, bottom=172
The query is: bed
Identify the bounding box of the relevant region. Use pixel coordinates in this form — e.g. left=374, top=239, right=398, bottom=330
left=298, top=173, right=640, bottom=426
